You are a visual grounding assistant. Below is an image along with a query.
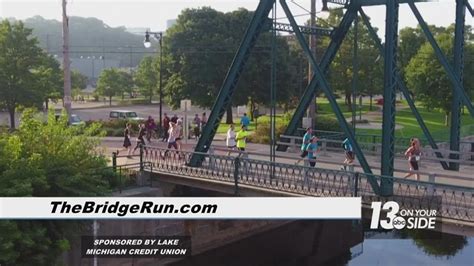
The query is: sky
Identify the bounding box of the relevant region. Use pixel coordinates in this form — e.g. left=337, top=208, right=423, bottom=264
left=0, top=0, right=472, bottom=37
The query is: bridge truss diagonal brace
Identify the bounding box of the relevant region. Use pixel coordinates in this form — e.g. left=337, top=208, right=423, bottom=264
left=279, top=0, right=380, bottom=195
left=189, top=0, right=275, bottom=166
left=359, top=8, right=450, bottom=170
left=466, top=0, right=474, bottom=16
left=276, top=4, right=359, bottom=152
left=408, top=1, right=474, bottom=117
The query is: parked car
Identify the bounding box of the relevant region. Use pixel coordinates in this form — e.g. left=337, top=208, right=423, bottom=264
left=54, top=114, right=85, bottom=126
left=109, top=110, right=144, bottom=121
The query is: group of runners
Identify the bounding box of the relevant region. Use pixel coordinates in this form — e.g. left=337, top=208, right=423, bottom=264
left=296, top=127, right=422, bottom=180
left=118, top=112, right=422, bottom=180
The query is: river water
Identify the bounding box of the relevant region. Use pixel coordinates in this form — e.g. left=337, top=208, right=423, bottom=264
left=172, top=220, right=473, bottom=266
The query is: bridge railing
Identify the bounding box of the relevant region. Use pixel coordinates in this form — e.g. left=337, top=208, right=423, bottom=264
left=141, top=146, right=473, bottom=223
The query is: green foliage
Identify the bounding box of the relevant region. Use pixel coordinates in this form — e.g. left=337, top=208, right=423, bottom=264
left=96, top=68, right=133, bottom=105
left=162, top=7, right=298, bottom=110
left=71, top=70, right=88, bottom=92
left=316, top=10, right=383, bottom=108
left=134, top=56, right=159, bottom=103
left=405, top=27, right=474, bottom=122
left=0, top=20, right=54, bottom=128
left=315, top=116, right=342, bottom=132
left=0, top=109, right=112, bottom=265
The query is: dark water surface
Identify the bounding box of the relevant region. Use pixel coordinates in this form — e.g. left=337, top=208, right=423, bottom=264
left=172, top=220, right=473, bottom=266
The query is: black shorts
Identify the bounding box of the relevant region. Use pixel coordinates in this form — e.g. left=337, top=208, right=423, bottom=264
left=309, top=161, right=316, bottom=167
left=409, top=160, right=419, bottom=170
left=238, top=147, right=245, bottom=151
left=167, top=142, right=178, bottom=150
left=345, top=151, right=354, bottom=160
left=300, top=150, right=308, bottom=158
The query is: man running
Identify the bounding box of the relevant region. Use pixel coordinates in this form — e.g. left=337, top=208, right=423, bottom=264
left=235, top=125, right=249, bottom=153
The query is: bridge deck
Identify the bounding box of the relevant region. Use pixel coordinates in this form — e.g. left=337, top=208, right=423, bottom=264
left=138, top=146, right=474, bottom=226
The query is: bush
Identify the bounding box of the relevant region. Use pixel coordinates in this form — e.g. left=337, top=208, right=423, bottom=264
left=248, top=121, right=287, bottom=144
left=315, top=116, right=342, bottom=132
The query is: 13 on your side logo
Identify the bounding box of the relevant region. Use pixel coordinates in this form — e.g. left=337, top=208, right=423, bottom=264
left=370, top=201, right=437, bottom=230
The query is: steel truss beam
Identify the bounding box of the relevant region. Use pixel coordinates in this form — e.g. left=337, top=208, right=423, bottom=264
left=408, top=1, right=474, bottom=117
left=279, top=0, right=380, bottom=194
left=380, top=0, right=398, bottom=195
left=466, top=0, right=473, bottom=16
left=277, top=5, right=358, bottom=151
left=359, top=8, right=450, bottom=170
left=274, top=22, right=333, bottom=36
left=327, top=0, right=432, bottom=6
left=189, top=0, right=275, bottom=166
left=449, top=0, right=466, bottom=170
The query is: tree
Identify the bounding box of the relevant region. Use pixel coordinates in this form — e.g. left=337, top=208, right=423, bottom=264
left=34, top=54, right=63, bottom=110
left=96, top=68, right=132, bottom=105
left=164, top=7, right=297, bottom=123
left=71, top=70, right=88, bottom=91
left=319, top=10, right=383, bottom=111
left=134, top=56, right=158, bottom=103
left=0, top=20, right=49, bottom=129
left=405, top=28, right=474, bottom=126
left=0, top=109, right=112, bottom=265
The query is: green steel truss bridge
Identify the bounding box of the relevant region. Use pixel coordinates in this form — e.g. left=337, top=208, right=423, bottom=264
left=186, top=0, right=474, bottom=198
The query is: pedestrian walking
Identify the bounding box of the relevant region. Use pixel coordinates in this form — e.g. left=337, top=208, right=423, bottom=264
left=404, top=138, right=421, bottom=181
left=240, top=113, right=250, bottom=129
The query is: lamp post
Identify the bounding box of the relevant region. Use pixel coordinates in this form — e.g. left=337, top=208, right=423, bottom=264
left=144, top=30, right=164, bottom=129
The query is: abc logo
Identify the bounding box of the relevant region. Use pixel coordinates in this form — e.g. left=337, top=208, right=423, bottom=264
left=392, top=216, right=406, bottom=229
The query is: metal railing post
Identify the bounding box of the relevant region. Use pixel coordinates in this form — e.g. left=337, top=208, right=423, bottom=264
left=209, top=147, right=216, bottom=170
left=233, top=157, right=240, bottom=195
left=112, top=152, right=117, bottom=173
left=353, top=172, right=359, bottom=197
left=139, top=144, right=144, bottom=171
left=428, top=173, right=435, bottom=194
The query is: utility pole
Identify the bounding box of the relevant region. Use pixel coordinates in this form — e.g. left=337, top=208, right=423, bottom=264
left=62, top=0, right=72, bottom=119
left=307, top=0, right=316, bottom=129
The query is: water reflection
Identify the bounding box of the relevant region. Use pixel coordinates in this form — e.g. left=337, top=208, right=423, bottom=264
left=171, top=220, right=473, bottom=266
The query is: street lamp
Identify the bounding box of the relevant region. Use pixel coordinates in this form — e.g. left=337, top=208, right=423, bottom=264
left=144, top=30, right=164, bottom=129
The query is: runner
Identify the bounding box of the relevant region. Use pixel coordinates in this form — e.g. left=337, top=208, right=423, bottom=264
left=341, top=137, right=355, bottom=171
left=404, top=138, right=421, bottom=181
left=235, top=125, right=249, bottom=153
left=163, top=122, right=179, bottom=158
left=145, top=116, right=156, bottom=142
left=306, top=136, right=319, bottom=167
left=133, top=123, right=146, bottom=154
left=162, top=113, right=170, bottom=142
left=118, top=123, right=132, bottom=158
